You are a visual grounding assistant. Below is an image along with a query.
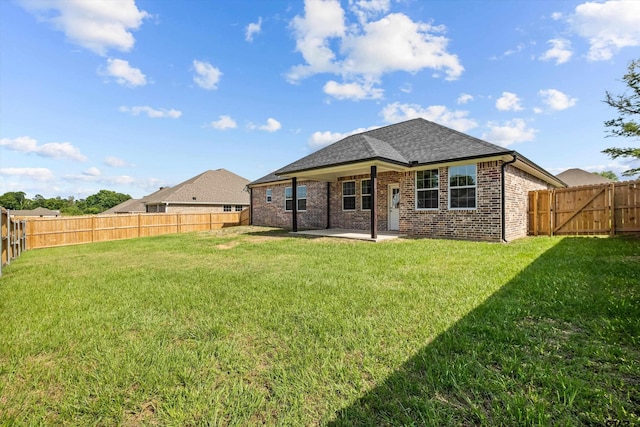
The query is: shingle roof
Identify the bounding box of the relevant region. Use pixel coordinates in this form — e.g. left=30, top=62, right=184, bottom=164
left=274, top=118, right=511, bottom=175
left=10, top=207, right=60, bottom=217
left=143, top=169, right=250, bottom=205
left=555, top=168, right=613, bottom=187
left=100, top=198, right=146, bottom=214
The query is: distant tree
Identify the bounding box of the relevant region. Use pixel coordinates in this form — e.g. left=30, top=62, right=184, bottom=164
left=0, top=191, right=32, bottom=210
left=603, top=58, right=640, bottom=177
left=84, top=190, right=131, bottom=213
left=595, top=171, right=618, bottom=181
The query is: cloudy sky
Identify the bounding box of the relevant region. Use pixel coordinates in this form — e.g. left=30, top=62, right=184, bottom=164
left=1, top=0, right=639, bottom=199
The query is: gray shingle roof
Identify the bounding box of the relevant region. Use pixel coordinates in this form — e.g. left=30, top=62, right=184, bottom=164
left=555, top=168, right=613, bottom=187
left=144, top=169, right=250, bottom=205
left=274, top=118, right=511, bottom=175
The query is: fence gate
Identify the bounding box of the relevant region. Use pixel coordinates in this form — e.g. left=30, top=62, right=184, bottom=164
left=528, top=180, right=639, bottom=236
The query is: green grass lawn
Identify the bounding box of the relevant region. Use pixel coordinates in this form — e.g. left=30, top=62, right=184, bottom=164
left=0, top=227, right=638, bottom=426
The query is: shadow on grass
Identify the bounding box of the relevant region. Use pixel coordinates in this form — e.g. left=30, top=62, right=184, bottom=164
left=328, top=237, right=640, bottom=426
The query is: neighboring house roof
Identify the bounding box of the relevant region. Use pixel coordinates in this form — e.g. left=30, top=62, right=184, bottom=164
left=555, top=168, right=613, bottom=187
left=144, top=169, right=250, bottom=205
left=10, top=207, right=60, bottom=217
left=100, top=198, right=146, bottom=215
left=251, top=118, right=564, bottom=187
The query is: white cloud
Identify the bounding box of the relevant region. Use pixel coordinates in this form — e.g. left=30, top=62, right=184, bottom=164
left=0, top=167, right=55, bottom=181
left=104, top=156, right=132, bottom=168
left=83, top=167, right=101, bottom=177
left=289, top=0, right=346, bottom=81
left=193, top=60, right=222, bottom=90
left=323, top=80, right=384, bottom=100
left=308, top=126, right=379, bottom=148
left=551, top=12, right=563, bottom=20
left=539, top=38, right=573, bottom=64
left=381, top=102, right=478, bottom=132
left=119, top=105, right=182, bottom=118
left=504, top=43, right=525, bottom=56
left=254, top=118, right=281, bottom=132
left=349, top=0, right=391, bottom=24
left=496, top=92, right=523, bottom=111
left=245, top=17, right=262, bottom=42
left=482, top=119, right=536, bottom=147
left=288, top=1, right=463, bottom=94
left=210, top=115, right=238, bottom=130
left=103, top=58, right=146, bottom=87
left=18, top=0, right=148, bottom=56
left=538, top=89, right=577, bottom=111
left=571, top=0, right=640, bottom=61
left=0, top=136, right=87, bottom=161
left=457, top=93, right=474, bottom=104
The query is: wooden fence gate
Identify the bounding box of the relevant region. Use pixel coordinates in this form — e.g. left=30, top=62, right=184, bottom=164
left=528, top=180, right=640, bottom=236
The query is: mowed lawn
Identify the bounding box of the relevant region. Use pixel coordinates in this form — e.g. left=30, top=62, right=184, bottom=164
left=0, top=227, right=638, bottom=426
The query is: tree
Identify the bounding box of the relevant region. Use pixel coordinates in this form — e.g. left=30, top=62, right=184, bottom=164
left=603, top=58, right=640, bottom=177
left=595, top=171, right=618, bottom=181
left=84, top=190, right=131, bottom=213
left=0, top=191, right=32, bottom=210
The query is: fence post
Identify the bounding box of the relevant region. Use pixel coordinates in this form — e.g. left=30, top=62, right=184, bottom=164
left=610, top=183, right=616, bottom=236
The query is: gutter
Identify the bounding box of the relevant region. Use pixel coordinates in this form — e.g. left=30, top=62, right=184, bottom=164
left=501, top=152, right=518, bottom=242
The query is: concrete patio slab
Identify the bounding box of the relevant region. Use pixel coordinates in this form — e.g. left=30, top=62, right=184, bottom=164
left=291, top=229, right=401, bottom=242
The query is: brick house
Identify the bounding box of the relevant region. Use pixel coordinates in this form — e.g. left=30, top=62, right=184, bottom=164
left=248, top=119, right=565, bottom=242
left=139, top=169, right=250, bottom=214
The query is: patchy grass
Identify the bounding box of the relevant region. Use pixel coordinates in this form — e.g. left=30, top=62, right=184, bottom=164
left=0, top=227, right=638, bottom=426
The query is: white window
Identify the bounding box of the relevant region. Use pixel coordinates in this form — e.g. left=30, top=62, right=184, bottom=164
left=343, top=181, right=356, bottom=210
left=266, top=189, right=272, bottom=203
left=361, top=179, right=372, bottom=210
left=285, top=186, right=307, bottom=211
left=449, top=164, right=476, bottom=209
left=416, top=169, right=438, bottom=210
left=235, top=205, right=243, bottom=212
left=223, top=205, right=232, bottom=212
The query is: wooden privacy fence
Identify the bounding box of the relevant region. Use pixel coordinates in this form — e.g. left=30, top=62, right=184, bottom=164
left=16, top=209, right=250, bottom=250
left=528, top=180, right=639, bottom=236
left=1, top=208, right=28, bottom=276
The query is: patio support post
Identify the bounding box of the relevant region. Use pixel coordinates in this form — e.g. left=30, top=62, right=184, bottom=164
left=326, top=182, right=331, bottom=229
left=371, top=165, right=378, bottom=240
left=292, top=177, right=298, bottom=232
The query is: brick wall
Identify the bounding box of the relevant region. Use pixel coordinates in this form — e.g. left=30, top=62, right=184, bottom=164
left=251, top=180, right=328, bottom=229
left=503, top=165, right=551, bottom=241
left=401, top=161, right=502, bottom=241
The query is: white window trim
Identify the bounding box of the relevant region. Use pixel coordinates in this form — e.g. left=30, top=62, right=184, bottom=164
left=266, top=188, right=272, bottom=203
left=223, top=205, right=232, bottom=212
left=448, top=164, right=477, bottom=210
left=361, top=179, right=372, bottom=211
left=342, top=180, right=356, bottom=211
left=284, top=186, right=307, bottom=212
left=415, top=169, right=439, bottom=211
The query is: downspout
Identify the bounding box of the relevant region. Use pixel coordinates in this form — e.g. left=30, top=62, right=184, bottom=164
left=501, top=152, right=517, bottom=242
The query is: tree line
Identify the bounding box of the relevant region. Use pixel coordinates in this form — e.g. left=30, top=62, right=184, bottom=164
left=0, top=190, right=132, bottom=215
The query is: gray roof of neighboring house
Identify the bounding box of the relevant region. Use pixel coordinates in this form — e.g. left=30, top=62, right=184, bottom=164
left=555, top=168, right=613, bottom=187
left=100, top=198, right=146, bottom=214
left=10, top=207, right=60, bottom=217
left=144, top=169, right=250, bottom=205
left=250, top=118, right=562, bottom=186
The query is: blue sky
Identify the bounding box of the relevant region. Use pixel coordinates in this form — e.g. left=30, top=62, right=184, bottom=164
left=1, top=0, right=639, bottom=199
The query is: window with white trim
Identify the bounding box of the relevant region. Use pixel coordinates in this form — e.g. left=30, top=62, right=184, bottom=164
left=449, top=164, right=476, bottom=209
left=342, top=181, right=356, bottom=210
left=235, top=205, right=243, bottom=212
left=416, top=169, right=438, bottom=210
left=266, top=189, right=272, bottom=203
left=285, top=185, right=307, bottom=211
left=361, top=179, right=372, bottom=210
left=223, top=205, right=232, bottom=212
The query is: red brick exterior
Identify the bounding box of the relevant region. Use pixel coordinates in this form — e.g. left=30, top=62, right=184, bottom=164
left=250, top=160, right=554, bottom=242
